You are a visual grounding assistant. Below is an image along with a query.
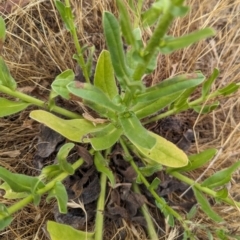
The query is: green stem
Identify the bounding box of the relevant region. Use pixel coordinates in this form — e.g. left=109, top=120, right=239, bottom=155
left=2, top=158, right=84, bottom=218
left=64, top=0, right=90, bottom=83
left=0, top=85, right=82, bottom=119
left=169, top=171, right=240, bottom=208
left=133, top=183, right=159, bottom=240
left=119, top=138, right=189, bottom=231
left=144, top=90, right=220, bottom=124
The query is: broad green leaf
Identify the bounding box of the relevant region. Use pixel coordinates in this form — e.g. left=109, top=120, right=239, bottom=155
left=139, top=164, right=162, bottom=177
left=89, top=123, right=122, bottom=150
left=172, top=148, right=217, bottom=173
left=94, top=152, right=115, bottom=187
left=51, top=69, right=75, bottom=99
left=47, top=221, right=94, bottom=240
left=192, top=101, right=219, bottom=114
left=57, top=143, right=75, bottom=174
left=94, top=50, right=118, bottom=100
left=116, top=0, right=135, bottom=46
left=135, top=131, right=188, bottom=167
left=149, top=177, right=161, bottom=191
left=193, top=187, right=223, bottom=222
left=67, top=81, right=123, bottom=113
left=133, top=92, right=181, bottom=119
left=135, top=72, right=205, bottom=102
left=159, top=28, right=215, bottom=54
left=202, top=68, right=219, bottom=97
left=103, top=12, right=129, bottom=82
left=202, top=161, right=240, bottom=189
left=46, top=182, right=68, bottom=213
left=0, top=203, right=12, bottom=230
left=0, top=16, right=6, bottom=46
left=0, top=98, right=31, bottom=117
left=0, top=182, right=28, bottom=199
left=30, top=110, right=103, bottom=142
left=118, top=112, right=156, bottom=149
left=218, top=83, right=239, bottom=96
left=0, top=167, right=45, bottom=194
left=0, top=57, right=17, bottom=90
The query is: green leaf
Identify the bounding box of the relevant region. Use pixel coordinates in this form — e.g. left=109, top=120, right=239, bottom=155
left=135, top=72, right=205, bottom=102
left=135, top=131, right=188, bottom=167
left=192, top=101, right=219, bottom=114
left=202, top=68, right=219, bottom=97
left=51, top=69, right=75, bottom=99
left=0, top=182, right=28, bottom=199
left=30, top=110, right=102, bottom=142
left=202, top=161, right=240, bottom=189
left=67, top=81, right=123, bottom=113
left=133, top=92, right=181, bottom=119
left=159, top=28, right=215, bottom=54
left=0, top=203, right=12, bottom=230
left=139, top=164, right=162, bottom=177
left=57, top=143, right=75, bottom=174
left=186, top=205, right=197, bottom=220
left=40, top=165, right=62, bottom=180
left=103, top=12, right=129, bottom=81
left=149, top=177, right=161, bottom=191
left=0, top=16, right=6, bottom=47
left=47, top=221, right=94, bottom=240
left=89, top=123, right=122, bottom=150
left=0, top=98, right=31, bottom=117
left=94, top=50, right=118, bottom=100
left=173, top=148, right=217, bottom=173
left=116, top=0, right=135, bottom=46
left=0, top=57, right=17, bottom=90
left=218, top=83, right=239, bottom=96
left=46, top=182, right=68, bottom=213
left=94, top=152, right=115, bottom=187
left=216, top=188, right=228, bottom=199
left=0, top=167, right=45, bottom=194
left=118, top=112, right=156, bottom=150
left=193, top=187, right=223, bottom=222
left=86, top=46, right=95, bottom=78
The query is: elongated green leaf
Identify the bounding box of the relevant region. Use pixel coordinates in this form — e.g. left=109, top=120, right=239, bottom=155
left=30, top=110, right=103, bottom=142
left=135, top=72, right=205, bottom=102
left=0, top=57, right=17, bottom=90
left=116, top=0, right=135, bottom=46
left=0, top=203, right=12, bottom=230
left=135, top=131, right=188, bottom=167
left=160, top=28, right=215, bottom=54
left=57, top=143, right=75, bottom=174
left=133, top=92, right=181, bottom=119
left=0, top=182, right=28, bottom=199
left=94, top=50, right=118, bottom=100
left=103, top=12, right=129, bottom=80
left=46, top=182, right=68, bottom=213
left=192, top=101, right=219, bottom=114
left=218, top=83, right=239, bottom=96
left=202, top=161, right=240, bottom=189
left=51, top=69, right=75, bottom=99
left=118, top=112, right=156, bottom=149
left=0, top=16, right=6, bottom=48
left=0, top=98, right=31, bottom=117
left=216, top=188, right=228, bottom=199
left=67, top=81, right=123, bottom=112
left=202, top=68, right=219, bottom=97
left=172, top=148, right=217, bottom=173
left=0, top=167, right=45, bottom=194
left=89, top=123, right=122, bottom=150
left=47, top=221, right=94, bottom=240
left=193, top=187, right=223, bottom=222
left=94, top=152, right=115, bottom=187
left=41, top=165, right=62, bottom=180
left=139, top=164, right=162, bottom=177
left=149, top=177, right=161, bottom=191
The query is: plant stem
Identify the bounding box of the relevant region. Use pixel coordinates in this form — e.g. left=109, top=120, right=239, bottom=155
left=1, top=158, right=84, bottom=219
left=169, top=171, right=240, bottom=208
left=132, top=182, right=159, bottom=240
left=119, top=138, right=189, bottom=231
left=64, top=0, right=90, bottom=83
left=0, top=85, right=82, bottom=119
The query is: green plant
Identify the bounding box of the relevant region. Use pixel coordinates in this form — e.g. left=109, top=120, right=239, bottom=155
left=0, top=0, right=240, bottom=239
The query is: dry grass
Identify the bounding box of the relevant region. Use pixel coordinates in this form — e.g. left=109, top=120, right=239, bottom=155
left=0, top=0, right=240, bottom=239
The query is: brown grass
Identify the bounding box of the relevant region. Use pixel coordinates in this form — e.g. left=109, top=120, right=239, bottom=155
left=0, top=0, right=240, bottom=239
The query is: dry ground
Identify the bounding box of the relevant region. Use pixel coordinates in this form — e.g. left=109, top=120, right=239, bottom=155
left=0, top=0, right=240, bottom=239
